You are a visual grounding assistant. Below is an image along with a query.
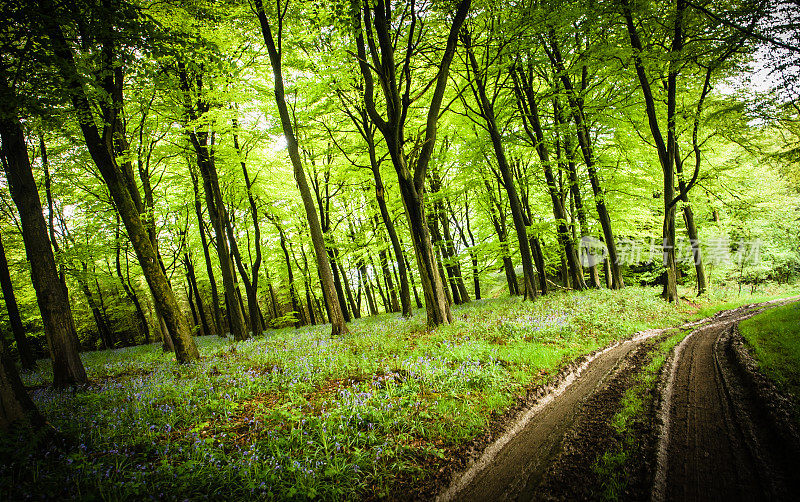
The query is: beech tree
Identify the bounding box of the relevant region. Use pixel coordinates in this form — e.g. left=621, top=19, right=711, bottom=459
left=351, top=0, right=472, bottom=327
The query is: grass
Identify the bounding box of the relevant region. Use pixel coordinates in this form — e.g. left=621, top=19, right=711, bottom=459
left=2, top=284, right=798, bottom=501
left=739, top=301, right=800, bottom=420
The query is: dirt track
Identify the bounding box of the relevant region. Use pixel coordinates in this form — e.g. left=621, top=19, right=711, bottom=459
left=437, top=329, right=664, bottom=501
left=436, top=299, right=800, bottom=502
left=653, top=302, right=800, bottom=501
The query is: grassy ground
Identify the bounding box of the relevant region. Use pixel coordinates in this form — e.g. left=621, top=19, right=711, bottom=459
left=739, top=301, right=800, bottom=420
left=2, top=284, right=797, bottom=500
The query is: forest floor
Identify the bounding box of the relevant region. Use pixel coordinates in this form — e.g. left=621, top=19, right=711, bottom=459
left=437, top=296, right=800, bottom=501
left=3, top=284, right=800, bottom=500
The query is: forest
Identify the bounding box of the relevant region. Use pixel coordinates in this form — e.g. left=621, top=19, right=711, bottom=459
left=1, top=0, right=799, bottom=500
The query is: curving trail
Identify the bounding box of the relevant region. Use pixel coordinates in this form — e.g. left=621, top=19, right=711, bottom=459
left=653, top=301, right=800, bottom=501
left=437, top=329, right=663, bottom=501
left=436, top=298, right=800, bottom=502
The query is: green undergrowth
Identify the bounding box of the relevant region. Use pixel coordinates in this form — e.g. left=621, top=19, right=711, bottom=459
left=2, top=285, right=796, bottom=501
left=594, top=327, right=693, bottom=501
left=739, top=301, right=800, bottom=421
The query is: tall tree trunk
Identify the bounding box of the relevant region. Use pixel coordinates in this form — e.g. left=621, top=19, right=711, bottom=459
left=338, top=99, right=414, bottom=317
left=447, top=197, right=482, bottom=300
left=428, top=210, right=463, bottom=305
left=255, top=1, right=349, bottom=335
left=185, top=252, right=211, bottom=337
left=621, top=0, right=683, bottom=302
left=675, top=143, right=707, bottom=295
left=186, top=281, right=199, bottom=329
left=44, top=19, right=199, bottom=362
left=77, top=263, right=115, bottom=349
left=40, top=136, right=67, bottom=286
left=224, top=209, right=260, bottom=336
left=0, top=344, right=46, bottom=431
left=400, top=240, right=423, bottom=309
left=114, top=216, right=150, bottom=342
left=484, top=177, right=520, bottom=296
left=512, top=67, right=586, bottom=290
left=531, top=236, right=549, bottom=294
left=0, top=230, right=36, bottom=370
left=338, top=259, right=360, bottom=319
left=232, top=122, right=264, bottom=336
left=435, top=199, right=470, bottom=303
left=265, top=269, right=280, bottom=321
left=463, top=32, right=537, bottom=299
left=276, top=223, right=304, bottom=328
left=0, top=94, right=87, bottom=386
left=555, top=99, right=600, bottom=287
left=373, top=171, right=411, bottom=315
left=176, top=61, right=248, bottom=341
left=370, top=253, right=390, bottom=312
left=296, top=242, right=318, bottom=325
left=351, top=0, right=470, bottom=326
left=544, top=34, right=624, bottom=289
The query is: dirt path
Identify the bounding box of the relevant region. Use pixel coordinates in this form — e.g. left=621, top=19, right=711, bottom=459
left=436, top=298, right=800, bottom=502
left=437, top=328, right=666, bottom=501
left=653, top=300, right=800, bottom=501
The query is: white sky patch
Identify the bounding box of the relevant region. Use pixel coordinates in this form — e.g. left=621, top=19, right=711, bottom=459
left=271, top=134, right=287, bottom=152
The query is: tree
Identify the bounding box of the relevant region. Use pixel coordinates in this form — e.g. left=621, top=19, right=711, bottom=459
left=40, top=0, right=200, bottom=360
left=0, top=343, right=46, bottom=431
left=461, top=22, right=538, bottom=299
left=352, top=0, right=472, bottom=326
left=0, top=69, right=87, bottom=386
left=254, top=0, right=350, bottom=336
left=0, top=228, right=36, bottom=370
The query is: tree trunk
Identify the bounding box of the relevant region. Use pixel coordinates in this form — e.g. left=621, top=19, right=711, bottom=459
left=338, top=259, right=360, bottom=319
left=114, top=216, right=150, bottom=342
left=276, top=224, right=304, bottom=328
left=186, top=138, right=248, bottom=340
left=255, top=1, right=349, bottom=336
left=531, top=236, right=549, bottom=294
left=232, top=123, right=264, bottom=336
left=398, top=177, right=453, bottom=325
left=436, top=201, right=470, bottom=303
left=77, top=263, right=115, bottom=349
left=675, top=144, right=707, bottom=295
left=464, top=32, right=537, bottom=299
left=190, top=168, right=222, bottom=336
left=0, top=230, right=36, bottom=370
left=428, top=209, right=463, bottom=305
left=544, top=35, right=625, bottom=289
left=555, top=99, right=600, bottom=287
left=0, top=345, right=46, bottom=431
left=44, top=19, right=199, bottom=362
left=512, top=68, right=586, bottom=290
left=0, top=97, right=87, bottom=386
left=400, top=240, right=423, bottom=309
left=185, top=252, right=211, bottom=337
left=351, top=0, right=470, bottom=326
left=621, top=0, right=682, bottom=302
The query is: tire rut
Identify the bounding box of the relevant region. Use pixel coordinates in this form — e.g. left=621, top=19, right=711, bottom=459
left=435, top=297, right=800, bottom=502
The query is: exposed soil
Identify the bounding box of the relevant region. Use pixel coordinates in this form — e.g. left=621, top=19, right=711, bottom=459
left=433, top=298, right=800, bottom=502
